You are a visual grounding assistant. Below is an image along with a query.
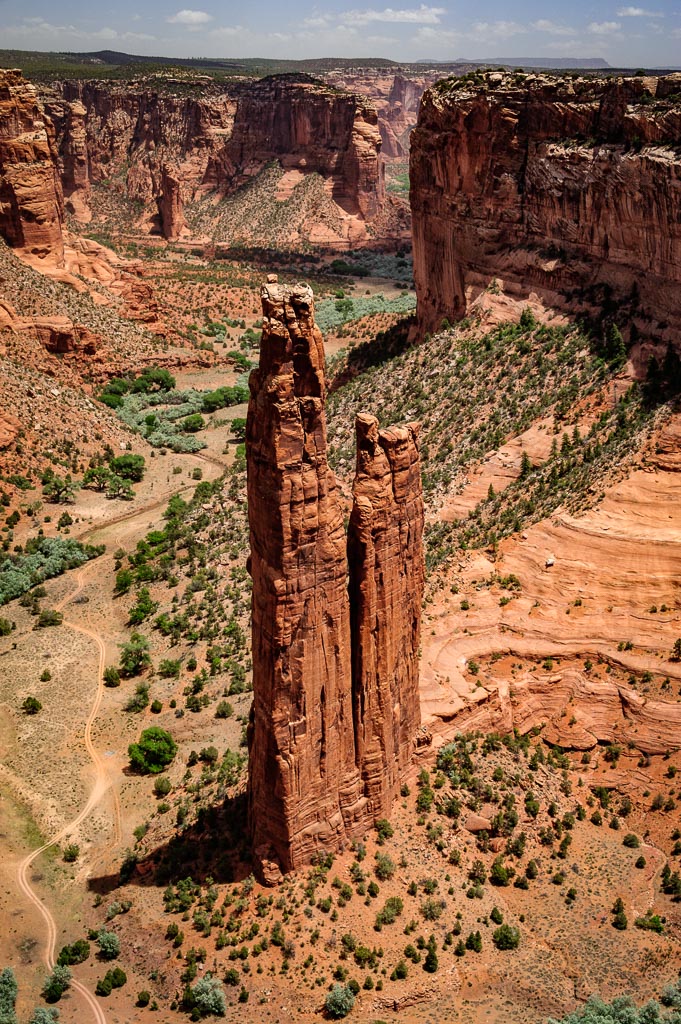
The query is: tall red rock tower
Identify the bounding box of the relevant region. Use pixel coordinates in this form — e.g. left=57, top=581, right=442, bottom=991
left=246, top=279, right=366, bottom=875
left=246, top=280, right=424, bottom=876
left=348, top=413, right=424, bottom=819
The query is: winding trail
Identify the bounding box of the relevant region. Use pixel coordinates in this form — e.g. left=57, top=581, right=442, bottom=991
left=13, top=449, right=227, bottom=1024
left=16, top=566, right=111, bottom=1024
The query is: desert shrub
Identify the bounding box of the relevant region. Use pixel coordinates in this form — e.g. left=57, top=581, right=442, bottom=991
left=57, top=939, right=90, bottom=966
left=96, top=930, right=120, bottom=960
left=153, top=776, right=172, bottom=797
left=22, top=696, right=42, bottom=714
left=325, top=984, right=355, bottom=1018
left=62, top=843, right=79, bottom=863
left=375, top=897, right=403, bottom=928
left=35, top=609, right=63, bottom=628
left=374, top=853, right=396, bottom=881
left=128, top=728, right=177, bottom=774
left=103, top=666, right=121, bottom=687
left=184, top=975, right=226, bottom=1017
left=42, top=965, right=71, bottom=1002
left=547, top=991, right=681, bottom=1022
left=28, top=1009, right=59, bottom=1023
left=0, top=536, right=100, bottom=598
left=492, top=924, right=520, bottom=950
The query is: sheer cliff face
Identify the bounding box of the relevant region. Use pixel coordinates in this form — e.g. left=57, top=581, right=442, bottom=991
left=247, top=282, right=423, bottom=875
left=410, top=72, right=681, bottom=334
left=44, top=75, right=384, bottom=225
left=0, top=69, right=64, bottom=262
left=348, top=414, right=424, bottom=819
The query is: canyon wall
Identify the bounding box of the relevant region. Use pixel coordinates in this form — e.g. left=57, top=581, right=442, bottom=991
left=0, top=69, right=64, bottom=263
left=43, top=74, right=384, bottom=229
left=410, top=71, right=681, bottom=335
left=246, top=280, right=423, bottom=875
left=326, top=70, right=443, bottom=160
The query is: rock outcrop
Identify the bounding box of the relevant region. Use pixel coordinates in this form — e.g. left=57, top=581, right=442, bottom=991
left=44, top=74, right=385, bottom=237
left=246, top=279, right=367, bottom=874
left=410, top=72, right=681, bottom=336
left=158, top=164, right=186, bottom=241
left=348, top=413, right=424, bottom=819
left=246, top=280, right=423, bottom=874
left=0, top=69, right=64, bottom=263
left=60, top=99, right=90, bottom=221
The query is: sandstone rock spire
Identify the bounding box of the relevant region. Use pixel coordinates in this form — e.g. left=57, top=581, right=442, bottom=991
left=246, top=280, right=424, bottom=877
left=246, top=278, right=366, bottom=876
left=348, top=413, right=424, bottom=818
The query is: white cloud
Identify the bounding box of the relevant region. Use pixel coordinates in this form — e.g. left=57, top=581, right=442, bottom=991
left=544, top=38, right=587, bottom=52
left=210, top=25, right=244, bottom=36
left=167, top=9, right=213, bottom=26
left=617, top=6, right=663, bottom=15
left=4, top=17, right=155, bottom=42
left=302, top=15, right=331, bottom=27
left=587, top=20, right=621, bottom=33
left=470, top=20, right=526, bottom=37
left=339, top=5, right=445, bottom=26
left=414, top=24, right=459, bottom=43
left=531, top=19, right=577, bottom=36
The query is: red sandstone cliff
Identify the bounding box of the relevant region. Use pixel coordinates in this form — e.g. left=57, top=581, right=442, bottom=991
left=410, top=71, right=681, bottom=336
left=348, top=413, right=423, bottom=819
left=246, top=281, right=424, bottom=874
left=0, top=69, right=64, bottom=263
left=44, top=74, right=384, bottom=234
left=326, top=70, right=442, bottom=160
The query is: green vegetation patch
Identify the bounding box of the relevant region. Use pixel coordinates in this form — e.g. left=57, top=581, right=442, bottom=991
left=0, top=537, right=104, bottom=605
left=315, top=291, right=416, bottom=335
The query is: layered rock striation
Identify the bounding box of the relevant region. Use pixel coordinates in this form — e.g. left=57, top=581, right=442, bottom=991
left=410, top=72, right=681, bottom=335
left=246, top=280, right=423, bottom=874
left=0, top=69, right=64, bottom=262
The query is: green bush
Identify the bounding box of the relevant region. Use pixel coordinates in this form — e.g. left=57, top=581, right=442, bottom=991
left=0, top=967, right=18, bottom=1024
left=57, top=939, right=90, bottom=966
left=42, top=965, right=72, bottom=1002
left=492, top=924, right=520, bottom=950
left=35, top=609, right=63, bottom=628
left=22, top=696, right=42, bottom=714
left=128, top=728, right=177, bottom=774
left=182, top=413, right=206, bottom=433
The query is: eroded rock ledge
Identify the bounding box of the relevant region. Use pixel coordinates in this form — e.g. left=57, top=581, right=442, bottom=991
left=246, top=280, right=423, bottom=875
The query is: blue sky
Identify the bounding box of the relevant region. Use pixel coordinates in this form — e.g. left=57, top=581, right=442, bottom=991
left=1, top=0, right=679, bottom=65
